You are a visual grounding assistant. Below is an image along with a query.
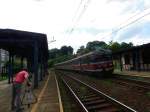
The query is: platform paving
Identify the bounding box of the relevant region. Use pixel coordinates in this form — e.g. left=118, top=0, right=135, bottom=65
left=0, top=80, right=12, bottom=112
left=114, top=69, right=150, bottom=77
left=30, top=71, right=62, bottom=112
left=0, top=71, right=63, bottom=112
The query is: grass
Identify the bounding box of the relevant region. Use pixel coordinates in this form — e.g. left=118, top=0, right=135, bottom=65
left=0, top=76, right=8, bottom=81
left=146, top=91, right=150, bottom=97
left=102, top=79, right=113, bottom=86
left=56, top=75, right=79, bottom=112
left=0, top=92, right=2, bottom=96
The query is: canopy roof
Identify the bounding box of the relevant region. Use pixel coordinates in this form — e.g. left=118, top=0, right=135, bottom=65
left=0, top=29, right=48, bottom=61
left=113, top=43, right=150, bottom=55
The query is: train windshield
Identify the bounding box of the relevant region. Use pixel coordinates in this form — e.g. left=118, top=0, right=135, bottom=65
left=90, top=54, right=112, bottom=63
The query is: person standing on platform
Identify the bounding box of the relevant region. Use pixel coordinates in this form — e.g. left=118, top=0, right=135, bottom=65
left=11, top=68, right=31, bottom=112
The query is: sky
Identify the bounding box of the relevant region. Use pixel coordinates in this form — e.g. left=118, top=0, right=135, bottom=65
left=0, top=0, right=150, bottom=52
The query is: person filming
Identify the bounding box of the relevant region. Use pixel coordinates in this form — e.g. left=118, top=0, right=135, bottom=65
left=11, top=68, right=31, bottom=112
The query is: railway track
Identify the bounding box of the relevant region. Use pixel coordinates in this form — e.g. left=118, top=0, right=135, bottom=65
left=59, top=74, right=137, bottom=112
left=113, top=75, right=150, bottom=92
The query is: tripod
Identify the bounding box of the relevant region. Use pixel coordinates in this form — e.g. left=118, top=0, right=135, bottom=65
left=21, top=84, right=37, bottom=108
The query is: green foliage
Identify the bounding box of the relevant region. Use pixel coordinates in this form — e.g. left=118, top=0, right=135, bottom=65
left=49, top=46, right=73, bottom=59
left=108, top=41, right=133, bottom=52
left=76, top=40, right=133, bottom=55
left=108, top=41, right=121, bottom=52
left=60, top=46, right=73, bottom=55
left=146, top=92, right=150, bottom=97
left=77, top=45, right=89, bottom=55
left=0, top=74, right=8, bottom=81
left=48, top=55, right=75, bottom=68
left=48, top=46, right=74, bottom=67
left=120, top=42, right=133, bottom=49
left=48, top=41, right=134, bottom=68
left=4, top=58, right=22, bottom=73
left=86, top=41, right=108, bottom=51
left=48, top=48, right=60, bottom=59
left=76, top=41, right=109, bottom=56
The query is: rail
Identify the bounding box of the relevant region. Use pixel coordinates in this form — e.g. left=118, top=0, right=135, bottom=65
left=60, top=74, right=137, bottom=112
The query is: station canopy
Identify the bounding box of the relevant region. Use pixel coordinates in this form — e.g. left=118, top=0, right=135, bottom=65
left=0, top=29, right=48, bottom=61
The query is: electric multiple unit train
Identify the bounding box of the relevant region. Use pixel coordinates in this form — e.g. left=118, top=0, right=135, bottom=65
left=55, top=49, right=114, bottom=77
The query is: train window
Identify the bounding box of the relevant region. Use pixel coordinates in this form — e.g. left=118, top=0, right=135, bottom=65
left=90, top=54, right=111, bottom=63
left=90, top=55, right=97, bottom=63
left=72, top=60, right=79, bottom=64
left=81, top=56, right=90, bottom=64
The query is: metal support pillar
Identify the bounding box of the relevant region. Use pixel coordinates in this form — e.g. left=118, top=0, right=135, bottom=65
left=33, top=42, right=39, bottom=88
left=135, top=49, right=140, bottom=71
left=8, top=52, right=12, bottom=84
left=119, top=54, right=122, bottom=71
left=11, top=55, right=14, bottom=83
left=40, top=54, right=44, bottom=80
left=27, top=58, right=32, bottom=72
left=20, top=57, right=24, bottom=69
left=43, top=62, right=47, bottom=75
left=39, top=63, right=43, bottom=81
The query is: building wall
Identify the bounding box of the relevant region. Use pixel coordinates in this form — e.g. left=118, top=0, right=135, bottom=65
left=0, top=49, right=9, bottom=74
left=121, top=52, right=133, bottom=70
left=113, top=46, right=150, bottom=71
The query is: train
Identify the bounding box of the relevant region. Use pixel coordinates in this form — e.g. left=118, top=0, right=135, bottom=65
left=55, top=49, right=114, bottom=77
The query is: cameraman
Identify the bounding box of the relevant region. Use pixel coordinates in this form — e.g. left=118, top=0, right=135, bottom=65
left=11, top=68, right=31, bottom=112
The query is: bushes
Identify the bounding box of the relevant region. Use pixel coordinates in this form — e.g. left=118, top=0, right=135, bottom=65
left=48, top=55, right=75, bottom=68
left=0, top=73, right=8, bottom=81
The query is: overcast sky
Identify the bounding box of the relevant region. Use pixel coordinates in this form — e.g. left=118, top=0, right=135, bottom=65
left=0, top=0, right=150, bottom=52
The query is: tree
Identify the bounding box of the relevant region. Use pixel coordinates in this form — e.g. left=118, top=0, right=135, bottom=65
left=108, top=41, right=121, bottom=52
left=86, top=41, right=108, bottom=51
left=60, top=46, right=74, bottom=55
left=48, top=48, right=60, bottom=59
left=77, top=46, right=85, bottom=54
left=108, top=41, right=134, bottom=52
left=68, top=46, right=73, bottom=55
left=60, top=46, right=69, bottom=55
left=120, top=42, right=133, bottom=49
left=48, top=45, right=74, bottom=68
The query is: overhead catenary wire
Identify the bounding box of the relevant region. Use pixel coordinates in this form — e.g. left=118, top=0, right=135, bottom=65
left=68, top=0, right=91, bottom=35
left=118, top=7, right=150, bottom=27
left=64, top=0, right=85, bottom=38
left=67, top=0, right=150, bottom=42
left=72, top=0, right=84, bottom=22
left=101, top=8, right=150, bottom=40
left=68, top=0, right=145, bottom=37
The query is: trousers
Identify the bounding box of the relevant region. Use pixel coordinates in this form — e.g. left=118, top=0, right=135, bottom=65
left=11, top=83, right=22, bottom=112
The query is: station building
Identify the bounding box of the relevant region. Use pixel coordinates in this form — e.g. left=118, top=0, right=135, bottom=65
left=0, top=49, right=9, bottom=75
left=112, top=43, right=150, bottom=72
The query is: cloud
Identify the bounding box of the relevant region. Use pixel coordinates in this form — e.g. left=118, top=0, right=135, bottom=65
left=106, top=0, right=132, bottom=3
left=113, top=20, right=150, bottom=44
left=1, top=0, right=149, bottom=51
left=126, top=35, right=150, bottom=45
left=120, top=0, right=145, bottom=14
left=65, top=27, right=111, bottom=36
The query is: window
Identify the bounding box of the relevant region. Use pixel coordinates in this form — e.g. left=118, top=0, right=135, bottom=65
left=124, top=54, right=130, bottom=64
left=143, top=51, right=150, bottom=64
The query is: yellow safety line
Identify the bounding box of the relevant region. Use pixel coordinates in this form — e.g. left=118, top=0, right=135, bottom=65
left=55, top=74, right=64, bottom=112
left=31, top=75, right=50, bottom=112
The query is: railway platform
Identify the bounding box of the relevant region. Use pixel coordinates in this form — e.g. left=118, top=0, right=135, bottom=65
left=0, top=71, right=63, bottom=112
left=114, top=69, right=150, bottom=77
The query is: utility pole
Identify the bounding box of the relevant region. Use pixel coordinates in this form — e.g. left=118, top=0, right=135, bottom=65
left=48, top=36, right=56, bottom=44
